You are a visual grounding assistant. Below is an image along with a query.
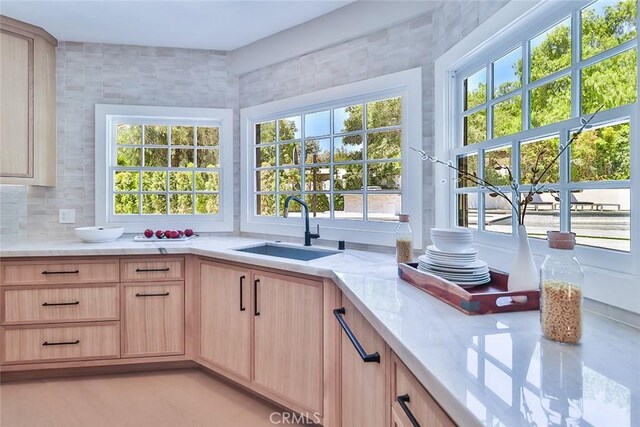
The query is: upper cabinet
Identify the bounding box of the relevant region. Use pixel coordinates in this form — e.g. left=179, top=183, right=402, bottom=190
left=0, top=15, right=57, bottom=186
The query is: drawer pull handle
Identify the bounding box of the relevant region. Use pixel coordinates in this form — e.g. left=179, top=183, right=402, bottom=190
left=42, top=270, right=80, bottom=275
left=333, top=307, right=380, bottom=363
left=42, top=301, right=80, bottom=307
left=135, top=267, right=170, bottom=272
left=135, top=292, right=170, bottom=297
left=240, top=275, right=246, bottom=312
left=254, top=279, right=260, bottom=316
left=397, top=394, right=421, bottom=427
left=43, top=340, right=80, bottom=346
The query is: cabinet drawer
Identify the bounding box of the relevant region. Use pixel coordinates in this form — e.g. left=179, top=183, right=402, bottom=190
left=2, top=285, right=119, bottom=325
left=1, top=323, right=119, bottom=364
left=122, top=282, right=184, bottom=357
left=391, top=353, right=455, bottom=427
left=1, top=259, right=119, bottom=285
left=120, top=258, right=184, bottom=282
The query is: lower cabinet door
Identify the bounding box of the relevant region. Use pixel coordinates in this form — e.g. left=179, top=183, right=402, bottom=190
left=199, top=261, right=251, bottom=380
left=122, top=282, right=184, bottom=357
left=252, top=271, right=323, bottom=414
left=338, top=297, right=388, bottom=427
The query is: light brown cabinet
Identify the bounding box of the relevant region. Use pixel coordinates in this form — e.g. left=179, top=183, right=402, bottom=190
left=0, top=15, right=56, bottom=186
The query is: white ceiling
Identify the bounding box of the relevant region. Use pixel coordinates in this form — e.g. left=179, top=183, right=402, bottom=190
left=0, top=0, right=354, bottom=51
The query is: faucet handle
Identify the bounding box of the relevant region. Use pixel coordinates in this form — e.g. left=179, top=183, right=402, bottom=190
left=316, top=224, right=320, bottom=236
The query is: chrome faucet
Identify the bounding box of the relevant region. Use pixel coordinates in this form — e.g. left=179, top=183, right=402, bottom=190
left=283, top=195, right=320, bottom=246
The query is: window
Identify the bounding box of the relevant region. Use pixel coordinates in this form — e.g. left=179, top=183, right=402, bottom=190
left=95, top=105, right=233, bottom=232
left=241, top=68, right=422, bottom=247
left=453, top=0, right=636, bottom=255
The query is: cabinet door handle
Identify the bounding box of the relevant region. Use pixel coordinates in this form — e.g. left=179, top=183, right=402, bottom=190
left=239, top=275, right=246, bottom=311
left=42, top=301, right=80, bottom=307
left=135, top=292, right=170, bottom=297
left=254, top=279, right=260, bottom=316
left=333, top=307, right=380, bottom=363
left=135, top=267, right=170, bottom=272
left=42, top=270, right=79, bottom=275
left=43, top=340, right=80, bottom=346
left=397, top=394, right=421, bottom=427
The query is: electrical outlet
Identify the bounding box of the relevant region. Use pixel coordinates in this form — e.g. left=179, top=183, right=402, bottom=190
left=59, top=209, right=76, bottom=224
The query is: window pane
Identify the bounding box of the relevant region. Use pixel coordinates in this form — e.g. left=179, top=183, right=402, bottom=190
left=367, top=162, right=402, bottom=190
left=493, top=47, right=522, bottom=98
left=305, top=193, right=331, bottom=218
left=196, top=172, right=219, bottom=191
left=464, top=68, right=486, bottom=110
left=334, top=135, right=363, bottom=162
left=256, top=194, right=276, bottom=216
left=169, top=171, right=193, bottom=192
left=117, top=147, right=141, bottom=167
left=367, top=193, right=401, bottom=221
left=114, top=194, right=139, bottom=214
left=197, top=148, right=219, bottom=168
left=171, top=126, right=194, bottom=146
left=520, top=136, right=560, bottom=184
left=530, top=76, right=571, bottom=128
left=142, top=194, right=167, bottom=215
left=278, top=116, right=301, bottom=141
left=256, top=121, right=276, bottom=144
left=142, top=171, right=166, bottom=192
left=256, top=145, right=276, bottom=167
left=278, top=168, right=301, bottom=192
left=169, top=194, right=193, bottom=214
left=457, top=153, right=478, bottom=188
left=334, top=193, right=363, bottom=220
left=278, top=142, right=301, bottom=166
left=334, top=104, right=363, bottom=133
left=197, top=127, right=219, bottom=146
left=144, top=148, right=168, bottom=167
left=582, top=0, right=637, bottom=60
left=464, top=109, right=487, bottom=145
left=304, top=138, right=330, bottom=164
left=114, top=171, right=139, bottom=191
left=581, top=49, right=637, bottom=114
left=367, top=130, right=401, bottom=160
left=457, top=193, right=478, bottom=229
left=530, top=18, right=571, bottom=82
left=144, top=125, right=168, bottom=145
left=569, top=188, right=630, bottom=251
left=485, top=192, right=513, bottom=234
left=117, top=124, right=141, bottom=145
left=305, top=110, right=330, bottom=138
left=304, top=167, right=331, bottom=192
left=571, top=121, right=631, bottom=182
left=256, top=170, right=276, bottom=192
left=485, top=145, right=512, bottom=186
left=334, top=164, right=363, bottom=191
left=522, top=193, right=559, bottom=239
left=279, top=194, right=302, bottom=217
left=196, top=194, right=219, bottom=214
left=493, top=95, right=522, bottom=138
left=170, top=148, right=194, bottom=167
left=366, top=97, right=401, bottom=129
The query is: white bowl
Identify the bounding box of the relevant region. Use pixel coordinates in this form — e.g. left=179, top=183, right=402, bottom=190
left=430, top=228, right=473, bottom=236
left=430, top=234, right=474, bottom=252
left=75, top=226, right=124, bottom=243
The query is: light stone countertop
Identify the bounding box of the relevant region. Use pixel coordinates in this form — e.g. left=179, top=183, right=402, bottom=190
left=1, top=235, right=638, bottom=427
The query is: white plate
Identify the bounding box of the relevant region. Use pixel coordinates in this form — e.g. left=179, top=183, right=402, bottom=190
left=426, top=245, right=477, bottom=256
left=419, top=256, right=487, bottom=270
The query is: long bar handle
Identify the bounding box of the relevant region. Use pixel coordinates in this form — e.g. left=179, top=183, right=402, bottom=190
left=240, top=275, right=246, bottom=311
left=42, top=301, right=80, bottom=307
left=333, top=307, right=380, bottom=363
left=135, top=267, right=170, bottom=272
left=43, top=340, right=80, bottom=346
left=135, top=292, right=170, bottom=297
left=254, top=279, right=260, bottom=316
left=42, top=270, right=79, bottom=275
left=397, top=394, right=421, bottom=427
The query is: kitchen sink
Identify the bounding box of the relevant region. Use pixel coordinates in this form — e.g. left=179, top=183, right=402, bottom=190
left=234, top=243, right=339, bottom=261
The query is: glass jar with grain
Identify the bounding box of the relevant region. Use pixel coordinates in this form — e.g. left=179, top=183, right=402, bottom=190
left=540, top=231, right=583, bottom=344
left=395, top=214, right=413, bottom=264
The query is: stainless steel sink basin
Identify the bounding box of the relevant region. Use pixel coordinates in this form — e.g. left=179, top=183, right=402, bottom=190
left=234, top=243, right=338, bottom=261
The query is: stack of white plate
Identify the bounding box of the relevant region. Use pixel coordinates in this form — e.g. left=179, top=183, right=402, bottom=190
left=419, top=249, right=490, bottom=286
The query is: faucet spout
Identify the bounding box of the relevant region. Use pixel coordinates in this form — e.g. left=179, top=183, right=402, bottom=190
left=283, top=195, right=320, bottom=246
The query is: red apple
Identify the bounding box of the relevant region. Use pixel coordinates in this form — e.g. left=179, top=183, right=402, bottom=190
left=178, top=230, right=184, bottom=237
left=172, top=231, right=180, bottom=239
left=164, top=230, right=172, bottom=238
left=184, top=228, right=193, bottom=237
left=144, top=229, right=153, bottom=238
left=155, top=230, right=164, bottom=239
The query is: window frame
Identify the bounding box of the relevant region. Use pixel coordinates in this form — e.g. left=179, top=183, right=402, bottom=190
left=95, top=104, right=234, bottom=233
left=240, top=68, right=423, bottom=248
left=434, top=0, right=639, bottom=311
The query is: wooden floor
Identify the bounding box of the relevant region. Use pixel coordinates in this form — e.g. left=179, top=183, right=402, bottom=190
left=0, top=369, right=305, bottom=427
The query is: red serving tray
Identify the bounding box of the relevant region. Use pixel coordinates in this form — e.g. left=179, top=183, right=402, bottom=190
left=398, top=263, right=539, bottom=315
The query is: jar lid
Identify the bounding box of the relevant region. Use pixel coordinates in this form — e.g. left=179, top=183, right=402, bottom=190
left=547, top=231, right=576, bottom=249
left=398, top=214, right=410, bottom=223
